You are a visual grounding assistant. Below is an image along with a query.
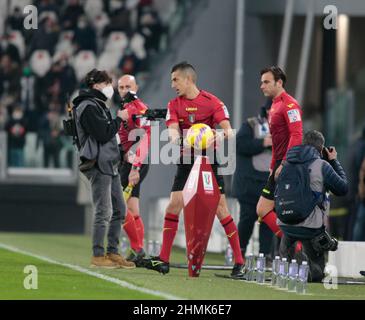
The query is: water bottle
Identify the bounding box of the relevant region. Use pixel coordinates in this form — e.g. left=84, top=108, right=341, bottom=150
left=246, top=254, right=255, bottom=281
left=120, top=237, right=128, bottom=256
left=147, top=240, right=154, bottom=257
left=256, top=253, right=266, bottom=284
left=288, top=259, right=299, bottom=292
left=153, top=240, right=161, bottom=257
left=225, top=245, right=233, bottom=266
left=278, top=258, right=289, bottom=289
left=271, top=256, right=281, bottom=286
left=296, top=261, right=309, bottom=294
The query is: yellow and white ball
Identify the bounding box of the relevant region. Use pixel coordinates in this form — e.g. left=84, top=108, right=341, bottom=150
left=186, top=123, right=214, bottom=150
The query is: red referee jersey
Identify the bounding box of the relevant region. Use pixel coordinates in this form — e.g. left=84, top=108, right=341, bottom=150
left=268, top=91, right=303, bottom=169
left=165, top=90, right=230, bottom=132
left=118, top=99, right=151, bottom=167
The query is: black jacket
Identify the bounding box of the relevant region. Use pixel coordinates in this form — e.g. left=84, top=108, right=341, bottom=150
left=73, top=89, right=122, bottom=144
left=73, top=88, right=122, bottom=176
left=232, top=118, right=271, bottom=204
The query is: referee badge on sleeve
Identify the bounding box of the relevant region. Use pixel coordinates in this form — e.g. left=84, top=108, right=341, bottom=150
left=287, top=109, right=301, bottom=123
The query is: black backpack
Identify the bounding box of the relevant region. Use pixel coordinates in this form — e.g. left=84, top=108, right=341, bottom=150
left=274, top=160, right=323, bottom=225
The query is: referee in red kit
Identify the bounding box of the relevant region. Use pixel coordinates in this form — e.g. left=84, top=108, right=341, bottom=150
left=144, top=62, right=245, bottom=278
left=256, top=66, right=303, bottom=243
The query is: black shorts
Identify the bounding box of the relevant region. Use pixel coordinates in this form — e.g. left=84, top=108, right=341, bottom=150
left=119, top=162, right=149, bottom=198
left=171, top=163, right=225, bottom=194
left=261, top=160, right=282, bottom=200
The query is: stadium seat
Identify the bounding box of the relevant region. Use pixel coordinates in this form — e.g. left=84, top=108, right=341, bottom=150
left=54, top=31, right=75, bottom=57
left=39, top=10, right=58, bottom=23
left=9, top=0, right=32, bottom=12
left=8, top=30, right=25, bottom=59
left=30, top=50, right=51, bottom=77
left=91, top=12, right=110, bottom=36
left=154, top=0, right=177, bottom=24
left=84, top=0, right=104, bottom=20
left=104, top=31, right=129, bottom=53
left=125, top=0, right=139, bottom=10
left=73, top=50, right=96, bottom=81
left=97, top=50, right=123, bottom=72
left=130, top=33, right=147, bottom=60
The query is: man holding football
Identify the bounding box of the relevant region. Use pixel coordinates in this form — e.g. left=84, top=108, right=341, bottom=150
left=144, top=62, right=245, bottom=278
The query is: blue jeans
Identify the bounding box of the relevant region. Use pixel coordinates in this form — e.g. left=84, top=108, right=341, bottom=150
left=353, top=202, right=365, bottom=241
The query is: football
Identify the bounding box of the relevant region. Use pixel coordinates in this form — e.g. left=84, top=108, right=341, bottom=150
left=186, top=123, right=214, bottom=150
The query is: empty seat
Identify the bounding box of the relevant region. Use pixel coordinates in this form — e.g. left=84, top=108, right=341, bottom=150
left=84, top=0, right=104, bottom=19
left=72, top=50, right=96, bottom=81
left=55, top=31, right=75, bottom=57
left=130, top=33, right=146, bottom=60
left=104, top=31, right=129, bottom=53
left=30, top=50, right=51, bottom=77
left=154, top=0, right=177, bottom=24
left=97, top=50, right=123, bottom=72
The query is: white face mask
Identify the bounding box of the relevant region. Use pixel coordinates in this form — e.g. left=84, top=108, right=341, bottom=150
left=102, top=85, right=114, bottom=100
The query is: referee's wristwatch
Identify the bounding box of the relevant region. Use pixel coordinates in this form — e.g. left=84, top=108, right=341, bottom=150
left=131, top=165, right=140, bottom=171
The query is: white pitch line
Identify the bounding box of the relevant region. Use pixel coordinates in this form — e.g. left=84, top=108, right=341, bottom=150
left=0, top=243, right=183, bottom=300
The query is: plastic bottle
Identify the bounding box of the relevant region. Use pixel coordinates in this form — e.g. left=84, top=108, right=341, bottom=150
left=153, top=240, right=161, bottom=257
left=296, top=261, right=309, bottom=294
left=225, top=245, right=233, bottom=266
left=288, top=259, right=299, bottom=292
left=120, top=237, right=128, bottom=256
left=256, top=253, right=266, bottom=284
left=147, top=240, right=154, bottom=257
left=271, top=256, right=281, bottom=286
left=278, top=257, right=289, bottom=289
left=246, top=254, right=255, bottom=281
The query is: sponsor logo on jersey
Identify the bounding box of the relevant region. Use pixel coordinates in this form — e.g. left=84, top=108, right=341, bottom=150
left=186, top=107, right=198, bottom=112
left=287, top=109, right=301, bottom=123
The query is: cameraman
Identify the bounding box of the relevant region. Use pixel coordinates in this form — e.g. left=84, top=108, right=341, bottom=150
left=117, top=74, right=151, bottom=266
left=278, top=130, right=348, bottom=282
left=73, top=69, right=135, bottom=269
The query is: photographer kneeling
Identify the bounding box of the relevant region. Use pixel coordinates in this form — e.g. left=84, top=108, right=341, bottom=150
left=73, top=69, right=135, bottom=269
left=275, top=130, right=348, bottom=282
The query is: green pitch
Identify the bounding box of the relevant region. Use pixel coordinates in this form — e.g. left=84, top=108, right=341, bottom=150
left=0, top=232, right=364, bottom=300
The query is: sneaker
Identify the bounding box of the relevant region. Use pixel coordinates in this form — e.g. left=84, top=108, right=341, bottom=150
left=90, top=256, right=119, bottom=269
left=143, top=256, right=170, bottom=275
left=231, top=263, right=246, bottom=279
left=106, top=253, right=136, bottom=269
left=126, top=248, right=146, bottom=267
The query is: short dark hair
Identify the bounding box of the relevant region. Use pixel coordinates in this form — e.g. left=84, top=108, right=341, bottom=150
left=84, top=69, right=112, bottom=88
left=171, top=61, right=197, bottom=82
left=303, top=130, right=325, bottom=153
left=260, top=66, right=287, bottom=87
